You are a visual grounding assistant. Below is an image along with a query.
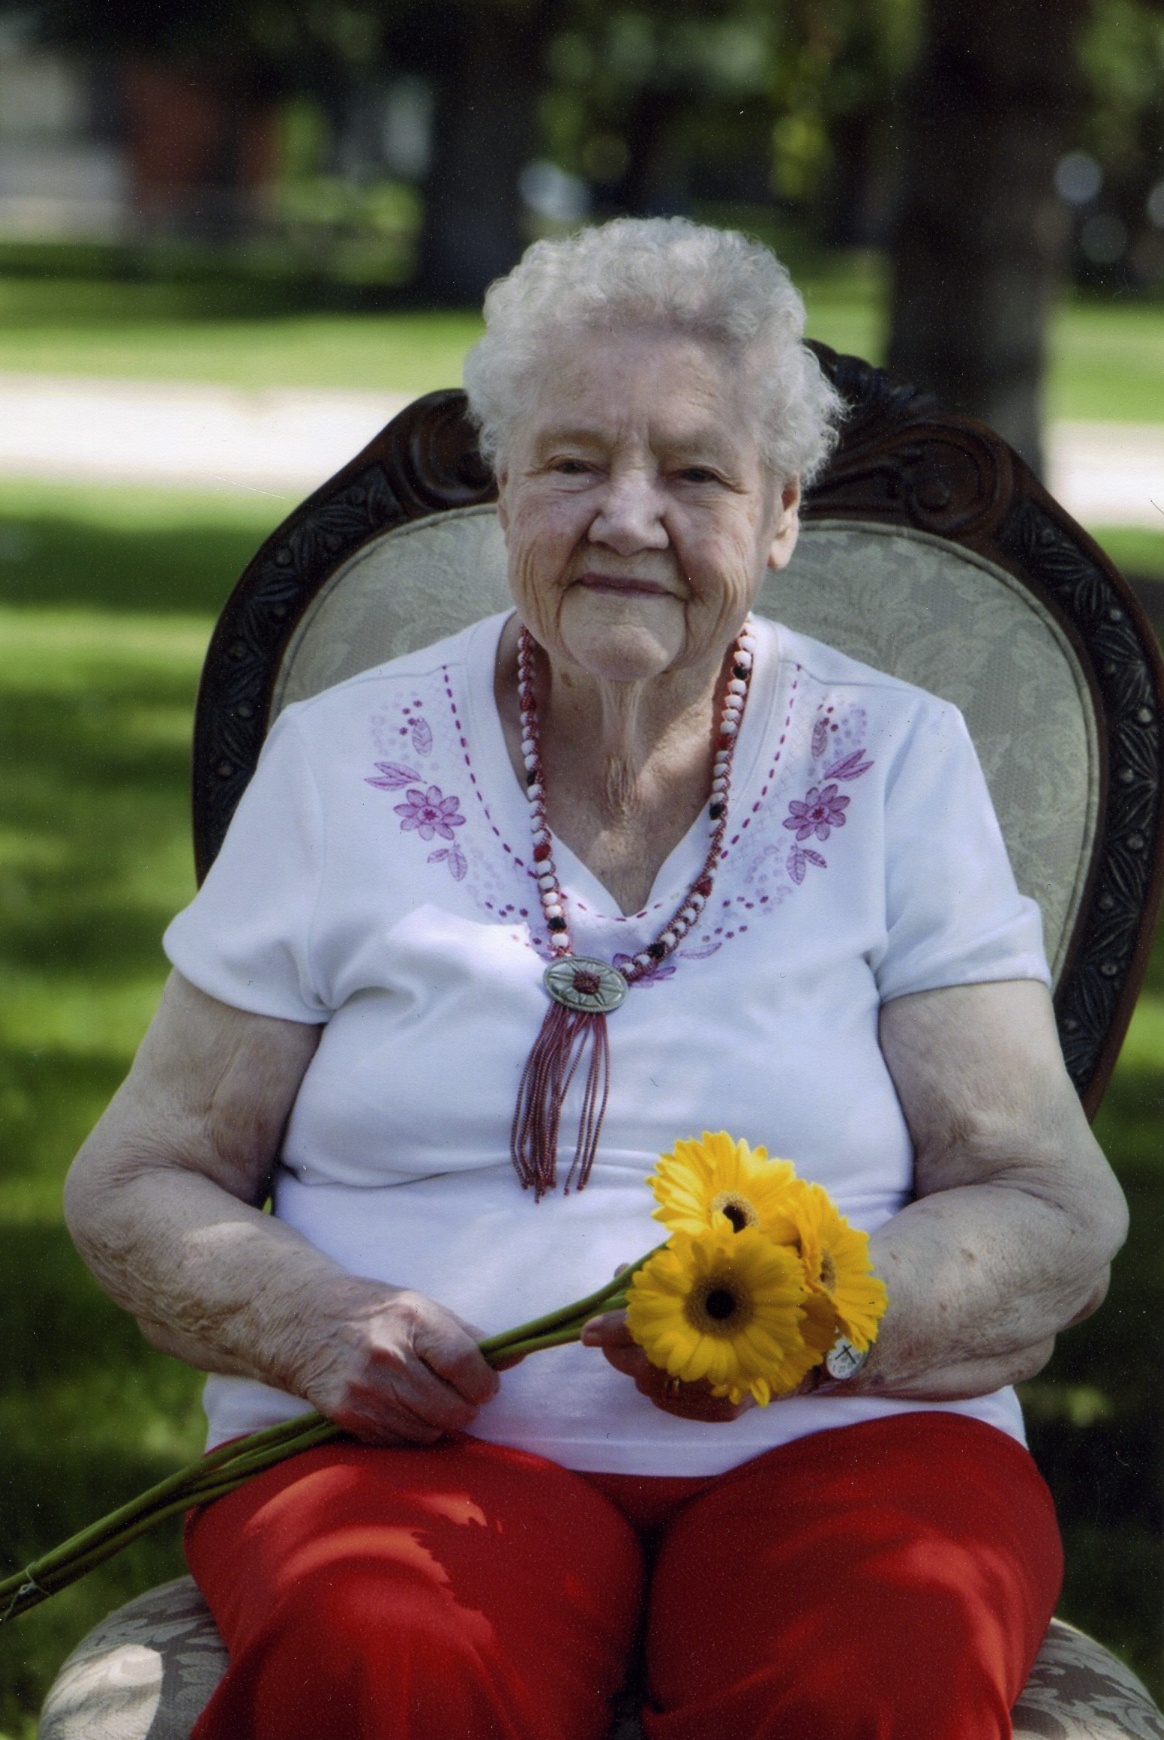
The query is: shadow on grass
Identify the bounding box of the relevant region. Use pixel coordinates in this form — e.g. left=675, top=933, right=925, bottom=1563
left=0, top=1227, right=160, bottom=1387
left=0, top=680, right=198, bottom=983
left=0, top=1045, right=132, bottom=1192
left=0, top=508, right=273, bottom=617
left=0, top=1230, right=204, bottom=1734
left=1020, top=1060, right=1164, bottom=1697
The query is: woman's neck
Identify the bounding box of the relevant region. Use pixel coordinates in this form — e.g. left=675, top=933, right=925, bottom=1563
left=496, top=616, right=736, bottom=914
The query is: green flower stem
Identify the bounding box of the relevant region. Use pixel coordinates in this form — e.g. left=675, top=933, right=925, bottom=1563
left=476, top=1245, right=659, bottom=1360
left=0, top=1416, right=345, bottom=1621
left=494, top=1297, right=630, bottom=1361
left=0, top=1249, right=662, bottom=1626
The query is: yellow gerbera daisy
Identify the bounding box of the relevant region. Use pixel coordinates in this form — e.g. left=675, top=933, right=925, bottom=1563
left=782, top=1179, right=888, bottom=1351
left=648, top=1131, right=803, bottom=1244
left=625, top=1224, right=810, bottom=1407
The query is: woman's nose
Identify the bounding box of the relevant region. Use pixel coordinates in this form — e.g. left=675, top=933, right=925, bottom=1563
left=588, top=471, right=669, bottom=553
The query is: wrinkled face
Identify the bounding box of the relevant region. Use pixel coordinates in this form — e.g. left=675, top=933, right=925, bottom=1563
left=495, top=326, right=800, bottom=686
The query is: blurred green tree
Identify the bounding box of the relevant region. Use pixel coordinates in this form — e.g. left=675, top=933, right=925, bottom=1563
left=17, top=0, right=551, bottom=297
left=885, top=0, right=1092, bottom=472
left=1073, top=0, right=1164, bottom=291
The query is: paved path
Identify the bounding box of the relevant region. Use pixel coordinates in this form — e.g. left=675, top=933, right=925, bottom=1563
left=0, top=373, right=1161, bottom=526
left=1047, top=423, right=1164, bottom=530
left=0, top=374, right=411, bottom=495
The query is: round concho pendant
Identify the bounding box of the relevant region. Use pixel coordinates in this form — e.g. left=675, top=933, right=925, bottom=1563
left=544, top=957, right=629, bottom=1015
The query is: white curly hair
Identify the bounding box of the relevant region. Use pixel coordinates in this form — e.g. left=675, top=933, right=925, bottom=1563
left=462, top=216, right=843, bottom=483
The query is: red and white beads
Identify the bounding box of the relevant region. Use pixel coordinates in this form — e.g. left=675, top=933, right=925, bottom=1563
left=516, top=621, right=755, bottom=985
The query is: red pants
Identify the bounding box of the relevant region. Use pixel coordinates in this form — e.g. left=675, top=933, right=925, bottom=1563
left=185, top=1412, right=1062, bottom=1740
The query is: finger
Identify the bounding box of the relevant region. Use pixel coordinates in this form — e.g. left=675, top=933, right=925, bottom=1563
left=580, top=1310, right=634, bottom=1347
left=597, top=1342, right=646, bottom=1379
left=413, top=1317, right=500, bottom=1407
left=591, top=1340, right=750, bottom=1423
left=385, top=1354, right=490, bottom=1429
left=650, top=1382, right=744, bottom=1423
left=331, top=1391, right=448, bottom=1447
left=348, top=1358, right=481, bottom=1437
left=489, top=1351, right=526, bottom=1371
left=637, top=1365, right=746, bottom=1423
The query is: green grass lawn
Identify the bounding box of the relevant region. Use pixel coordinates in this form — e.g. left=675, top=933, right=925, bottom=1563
left=0, top=258, right=1157, bottom=422
left=0, top=487, right=284, bottom=1737
left=0, top=481, right=1161, bottom=1733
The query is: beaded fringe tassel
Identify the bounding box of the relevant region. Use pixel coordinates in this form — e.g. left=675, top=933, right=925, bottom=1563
left=511, top=999, right=611, bottom=1198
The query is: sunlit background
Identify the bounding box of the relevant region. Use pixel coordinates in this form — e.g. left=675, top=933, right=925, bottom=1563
left=0, top=1, right=1161, bottom=1733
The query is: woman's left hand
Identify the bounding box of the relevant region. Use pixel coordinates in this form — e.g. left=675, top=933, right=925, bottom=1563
left=581, top=1309, right=754, bottom=1422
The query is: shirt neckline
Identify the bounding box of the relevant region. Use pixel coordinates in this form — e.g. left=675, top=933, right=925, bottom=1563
left=461, top=610, right=788, bottom=921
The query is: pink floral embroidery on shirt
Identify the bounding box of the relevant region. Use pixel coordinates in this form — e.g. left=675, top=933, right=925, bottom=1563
left=428, top=846, right=468, bottom=881
left=783, top=783, right=850, bottom=842
left=787, top=845, right=827, bottom=885
left=778, top=742, right=874, bottom=888
left=823, top=748, right=874, bottom=781
left=366, top=761, right=421, bottom=790
left=394, top=785, right=466, bottom=842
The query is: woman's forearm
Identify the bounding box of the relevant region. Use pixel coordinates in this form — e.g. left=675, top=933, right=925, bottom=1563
left=850, top=1182, right=1113, bottom=1400
left=852, top=979, right=1129, bottom=1402
left=66, top=1143, right=377, bottom=1394
left=67, top=1147, right=498, bottom=1443
left=64, top=974, right=498, bottom=1442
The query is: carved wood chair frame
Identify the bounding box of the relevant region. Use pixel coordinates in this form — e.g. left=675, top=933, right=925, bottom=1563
left=192, top=343, right=1164, bottom=1119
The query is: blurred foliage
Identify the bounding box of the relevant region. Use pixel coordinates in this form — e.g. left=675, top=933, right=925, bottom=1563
left=1, top=0, right=1162, bottom=292
left=1073, top=0, right=1164, bottom=289
left=534, top=0, right=920, bottom=229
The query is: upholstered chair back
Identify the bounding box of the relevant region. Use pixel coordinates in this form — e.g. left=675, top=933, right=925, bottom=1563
left=269, top=505, right=1096, bottom=987
left=195, top=359, right=1164, bottom=1116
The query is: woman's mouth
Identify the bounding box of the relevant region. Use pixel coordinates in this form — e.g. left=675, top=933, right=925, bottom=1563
left=576, top=573, right=673, bottom=597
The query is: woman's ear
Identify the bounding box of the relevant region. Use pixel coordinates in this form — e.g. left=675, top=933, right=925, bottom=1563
left=767, top=477, right=801, bottom=571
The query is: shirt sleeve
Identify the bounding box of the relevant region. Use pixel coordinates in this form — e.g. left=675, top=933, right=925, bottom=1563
left=873, top=697, right=1051, bottom=1003
left=163, top=710, right=331, bottom=1022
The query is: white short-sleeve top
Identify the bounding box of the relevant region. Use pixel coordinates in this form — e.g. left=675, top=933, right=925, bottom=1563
left=164, top=612, right=1050, bottom=1475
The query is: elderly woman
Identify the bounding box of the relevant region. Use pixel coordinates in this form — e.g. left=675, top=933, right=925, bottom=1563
left=65, top=219, right=1125, bottom=1740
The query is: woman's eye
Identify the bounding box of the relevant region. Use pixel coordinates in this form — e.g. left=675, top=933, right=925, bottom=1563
left=679, top=468, right=719, bottom=485
left=552, top=458, right=591, bottom=475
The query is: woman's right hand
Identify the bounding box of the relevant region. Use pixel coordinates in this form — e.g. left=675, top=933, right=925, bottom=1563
left=294, top=1277, right=501, bottom=1446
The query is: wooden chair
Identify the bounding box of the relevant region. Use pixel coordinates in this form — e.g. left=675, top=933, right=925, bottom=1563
left=39, top=347, right=1164, bottom=1740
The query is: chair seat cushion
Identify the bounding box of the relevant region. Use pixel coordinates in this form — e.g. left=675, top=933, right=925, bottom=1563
left=39, top=1575, right=1164, bottom=1740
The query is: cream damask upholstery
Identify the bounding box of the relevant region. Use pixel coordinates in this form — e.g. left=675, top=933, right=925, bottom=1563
left=271, top=506, right=1096, bottom=980
left=38, top=1576, right=1164, bottom=1740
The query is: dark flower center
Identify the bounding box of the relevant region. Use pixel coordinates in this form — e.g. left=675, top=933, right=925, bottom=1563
left=573, top=970, right=601, bottom=995
left=686, top=1270, right=755, bottom=1337
left=711, top=1190, right=758, bottom=1232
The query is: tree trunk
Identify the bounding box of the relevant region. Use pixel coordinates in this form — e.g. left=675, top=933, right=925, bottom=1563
left=886, top=0, right=1091, bottom=474
left=416, top=0, right=546, bottom=304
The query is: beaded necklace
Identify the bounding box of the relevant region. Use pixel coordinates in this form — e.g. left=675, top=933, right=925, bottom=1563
left=511, top=619, right=756, bottom=1197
